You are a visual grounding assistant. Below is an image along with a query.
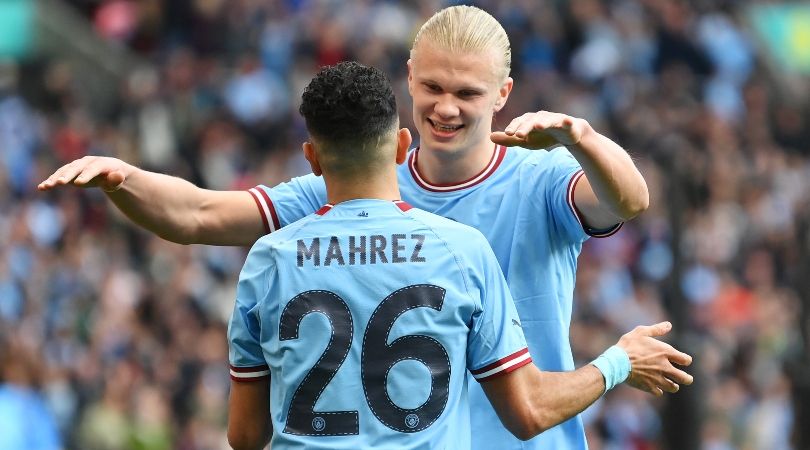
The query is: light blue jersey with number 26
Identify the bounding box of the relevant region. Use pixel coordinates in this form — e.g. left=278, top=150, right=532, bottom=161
left=229, top=199, right=531, bottom=450
left=247, top=146, right=622, bottom=449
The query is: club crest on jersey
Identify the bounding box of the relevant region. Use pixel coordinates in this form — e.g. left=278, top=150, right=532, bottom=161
left=312, top=416, right=326, bottom=432
left=297, top=234, right=427, bottom=267
left=405, top=414, right=419, bottom=429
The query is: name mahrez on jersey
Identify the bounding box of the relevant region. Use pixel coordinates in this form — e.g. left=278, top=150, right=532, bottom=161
left=297, top=234, right=427, bottom=267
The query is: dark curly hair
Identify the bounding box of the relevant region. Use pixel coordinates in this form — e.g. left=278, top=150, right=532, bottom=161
left=299, top=61, right=398, bottom=170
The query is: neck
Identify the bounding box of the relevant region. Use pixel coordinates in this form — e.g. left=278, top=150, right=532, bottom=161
left=416, top=140, right=496, bottom=185
left=322, top=167, right=401, bottom=204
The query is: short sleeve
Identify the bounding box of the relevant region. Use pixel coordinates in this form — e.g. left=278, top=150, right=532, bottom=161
left=248, top=174, right=327, bottom=234
left=542, top=148, right=622, bottom=243
left=465, top=237, right=533, bottom=382
left=228, top=240, right=275, bottom=381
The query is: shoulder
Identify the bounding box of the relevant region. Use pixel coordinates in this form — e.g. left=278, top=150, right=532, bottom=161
left=251, top=214, right=318, bottom=252
left=408, top=208, right=490, bottom=253
left=274, top=173, right=326, bottom=194
left=499, top=146, right=581, bottom=192
left=407, top=208, right=475, bottom=231
left=290, top=172, right=325, bottom=187
left=254, top=174, right=326, bottom=204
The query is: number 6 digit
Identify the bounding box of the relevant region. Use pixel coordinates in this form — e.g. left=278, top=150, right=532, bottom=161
left=361, top=284, right=450, bottom=432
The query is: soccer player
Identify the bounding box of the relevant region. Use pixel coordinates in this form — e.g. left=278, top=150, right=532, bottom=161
left=39, top=6, right=691, bottom=450
left=227, top=61, right=688, bottom=450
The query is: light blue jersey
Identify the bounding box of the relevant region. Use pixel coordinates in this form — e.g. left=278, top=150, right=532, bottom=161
left=249, top=145, right=621, bottom=450
left=229, top=199, right=531, bottom=450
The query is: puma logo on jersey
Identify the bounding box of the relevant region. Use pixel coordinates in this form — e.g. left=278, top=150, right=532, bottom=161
left=297, top=234, right=427, bottom=267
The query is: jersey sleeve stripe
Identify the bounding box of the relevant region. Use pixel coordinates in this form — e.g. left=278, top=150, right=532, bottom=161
left=230, top=364, right=270, bottom=381
left=565, top=170, right=623, bottom=238
left=248, top=188, right=271, bottom=234
left=256, top=187, right=281, bottom=231
left=249, top=187, right=281, bottom=233
left=586, top=222, right=623, bottom=237
left=471, top=348, right=532, bottom=381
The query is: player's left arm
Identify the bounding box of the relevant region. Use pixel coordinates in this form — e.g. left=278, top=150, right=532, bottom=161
left=227, top=242, right=276, bottom=450
left=228, top=378, right=272, bottom=450
left=491, top=111, right=649, bottom=229
left=481, top=321, right=693, bottom=440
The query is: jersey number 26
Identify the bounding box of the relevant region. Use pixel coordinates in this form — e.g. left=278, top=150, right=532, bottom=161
left=280, top=284, right=450, bottom=436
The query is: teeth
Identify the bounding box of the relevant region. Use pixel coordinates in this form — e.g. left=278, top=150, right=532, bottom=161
left=432, top=122, right=461, bottom=132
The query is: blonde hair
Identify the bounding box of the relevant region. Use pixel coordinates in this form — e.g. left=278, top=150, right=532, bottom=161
left=411, top=5, right=511, bottom=81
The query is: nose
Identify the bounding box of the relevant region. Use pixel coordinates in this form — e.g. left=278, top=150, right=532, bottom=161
left=433, top=94, right=459, bottom=119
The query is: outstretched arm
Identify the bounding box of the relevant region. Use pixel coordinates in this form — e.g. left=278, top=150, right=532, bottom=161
left=491, top=112, right=649, bottom=230
left=481, top=321, right=692, bottom=440
left=38, top=156, right=265, bottom=245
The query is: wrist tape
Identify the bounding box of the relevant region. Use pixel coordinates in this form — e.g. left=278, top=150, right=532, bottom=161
left=591, top=345, right=631, bottom=392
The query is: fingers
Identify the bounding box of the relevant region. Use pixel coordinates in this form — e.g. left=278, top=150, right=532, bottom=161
left=503, top=113, right=533, bottom=136
left=103, top=170, right=126, bottom=192
left=668, top=348, right=693, bottom=367
left=661, top=377, right=680, bottom=393
left=630, top=376, right=665, bottom=397
left=490, top=132, right=526, bottom=147
left=38, top=162, right=77, bottom=190
left=503, top=111, right=569, bottom=138
left=632, top=321, right=672, bottom=338
left=664, top=366, right=693, bottom=386
left=37, top=156, right=125, bottom=192
left=628, top=372, right=679, bottom=396
left=72, top=159, right=108, bottom=186
left=512, top=118, right=541, bottom=139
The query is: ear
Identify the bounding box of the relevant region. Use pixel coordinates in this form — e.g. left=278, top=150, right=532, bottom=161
left=406, top=59, right=414, bottom=95
left=303, top=141, right=322, bottom=176
left=396, top=128, right=412, bottom=165
left=494, top=76, right=514, bottom=113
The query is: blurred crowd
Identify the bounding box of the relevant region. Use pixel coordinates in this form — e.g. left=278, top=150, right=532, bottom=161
left=0, top=0, right=808, bottom=449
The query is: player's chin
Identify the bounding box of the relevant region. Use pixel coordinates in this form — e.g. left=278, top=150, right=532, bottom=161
left=423, top=135, right=463, bottom=154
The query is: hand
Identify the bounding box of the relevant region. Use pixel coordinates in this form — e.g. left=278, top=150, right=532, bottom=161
left=38, top=156, right=134, bottom=193
left=491, top=111, right=589, bottom=149
left=616, top=321, right=694, bottom=397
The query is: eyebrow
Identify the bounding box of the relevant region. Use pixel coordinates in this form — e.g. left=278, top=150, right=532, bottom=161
left=419, top=78, right=487, bottom=93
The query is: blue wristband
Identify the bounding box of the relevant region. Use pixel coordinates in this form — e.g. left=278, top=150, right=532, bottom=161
left=591, top=345, right=631, bottom=392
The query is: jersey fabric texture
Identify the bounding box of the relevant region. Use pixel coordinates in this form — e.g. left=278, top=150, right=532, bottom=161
left=228, top=199, right=531, bottom=450
left=249, top=145, right=622, bottom=450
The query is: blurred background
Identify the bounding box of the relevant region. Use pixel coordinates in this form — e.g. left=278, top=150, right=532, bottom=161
left=0, top=0, right=808, bottom=449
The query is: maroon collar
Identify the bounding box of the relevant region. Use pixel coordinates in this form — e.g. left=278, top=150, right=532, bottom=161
left=316, top=200, right=412, bottom=216
left=408, top=144, right=506, bottom=192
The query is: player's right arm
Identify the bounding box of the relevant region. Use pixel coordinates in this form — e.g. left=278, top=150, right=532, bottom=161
left=38, top=156, right=322, bottom=246
left=38, top=156, right=266, bottom=245
left=38, top=156, right=264, bottom=245
left=480, top=321, right=693, bottom=440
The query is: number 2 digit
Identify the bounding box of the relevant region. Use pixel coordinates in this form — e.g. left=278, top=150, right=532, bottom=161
left=279, top=291, right=359, bottom=436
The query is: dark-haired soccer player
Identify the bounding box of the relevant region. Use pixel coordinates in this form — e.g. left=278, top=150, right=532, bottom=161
left=225, top=61, right=690, bottom=450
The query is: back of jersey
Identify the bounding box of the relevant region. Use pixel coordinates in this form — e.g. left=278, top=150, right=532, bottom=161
left=228, top=199, right=529, bottom=450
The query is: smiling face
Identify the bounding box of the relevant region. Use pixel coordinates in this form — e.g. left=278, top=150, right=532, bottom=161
left=407, top=40, right=513, bottom=159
